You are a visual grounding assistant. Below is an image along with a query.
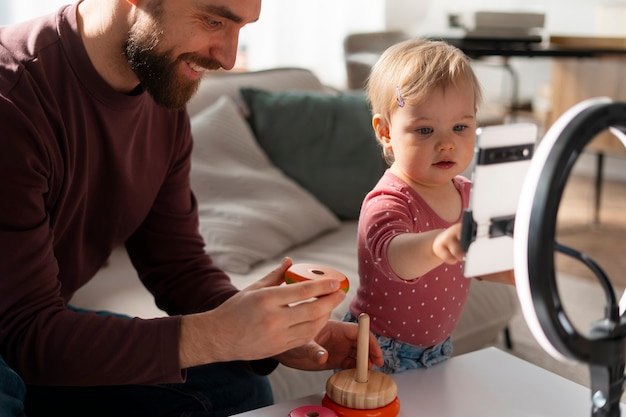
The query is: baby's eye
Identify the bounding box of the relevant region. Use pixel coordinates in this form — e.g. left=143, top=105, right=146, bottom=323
left=417, top=127, right=433, bottom=135
left=453, top=124, right=468, bottom=132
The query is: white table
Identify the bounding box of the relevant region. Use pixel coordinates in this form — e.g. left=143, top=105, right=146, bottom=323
left=235, top=347, right=626, bottom=416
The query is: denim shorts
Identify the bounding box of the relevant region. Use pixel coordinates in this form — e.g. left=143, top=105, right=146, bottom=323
left=0, top=355, right=26, bottom=417
left=343, top=311, right=453, bottom=374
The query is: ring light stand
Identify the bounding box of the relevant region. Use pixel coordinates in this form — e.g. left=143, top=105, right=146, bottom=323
left=514, top=97, right=626, bottom=417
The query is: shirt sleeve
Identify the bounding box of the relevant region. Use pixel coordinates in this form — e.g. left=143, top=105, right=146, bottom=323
left=125, top=115, right=239, bottom=316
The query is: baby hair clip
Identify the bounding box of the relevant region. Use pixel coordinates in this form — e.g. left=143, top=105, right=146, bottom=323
left=395, top=86, right=405, bottom=108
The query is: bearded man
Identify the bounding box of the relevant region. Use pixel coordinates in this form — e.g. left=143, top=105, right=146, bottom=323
left=0, top=1, right=382, bottom=416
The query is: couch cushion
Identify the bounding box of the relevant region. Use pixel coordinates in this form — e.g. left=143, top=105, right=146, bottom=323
left=240, top=87, right=388, bottom=220
left=186, top=68, right=327, bottom=119
left=190, top=95, right=341, bottom=274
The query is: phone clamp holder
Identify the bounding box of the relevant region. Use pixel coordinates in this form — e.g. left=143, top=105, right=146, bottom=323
left=460, top=212, right=516, bottom=252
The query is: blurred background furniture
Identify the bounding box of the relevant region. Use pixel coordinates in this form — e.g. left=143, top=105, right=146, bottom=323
left=343, top=30, right=509, bottom=126
left=344, top=30, right=409, bottom=90
left=547, top=36, right=626, bottom=224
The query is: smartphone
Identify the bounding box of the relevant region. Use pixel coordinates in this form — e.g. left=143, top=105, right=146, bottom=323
left=461, top=123, right=537, bottom=277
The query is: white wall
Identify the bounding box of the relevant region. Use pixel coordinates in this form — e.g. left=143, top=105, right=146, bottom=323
left=0, top=0, right=69, bottom=25
left=243, top=0, right=386, bottom=89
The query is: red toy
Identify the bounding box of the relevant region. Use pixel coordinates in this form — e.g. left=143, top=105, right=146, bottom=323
left=284, top=263, right=350, bottom=293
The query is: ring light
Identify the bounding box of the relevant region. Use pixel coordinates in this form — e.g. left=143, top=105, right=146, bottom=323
left=514, top=96, right=626, bottom=416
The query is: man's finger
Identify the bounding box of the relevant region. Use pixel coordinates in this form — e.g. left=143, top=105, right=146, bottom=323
left=279, top=278, right=343, bottom=306
left=244, top=257, right=293, bottom=291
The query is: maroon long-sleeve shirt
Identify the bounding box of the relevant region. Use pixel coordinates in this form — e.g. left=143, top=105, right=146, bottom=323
left=0, top=4, right=240, bottom=386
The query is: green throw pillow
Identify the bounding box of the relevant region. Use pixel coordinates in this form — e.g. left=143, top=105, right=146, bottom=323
left=240, top=87, right=387, bottom=220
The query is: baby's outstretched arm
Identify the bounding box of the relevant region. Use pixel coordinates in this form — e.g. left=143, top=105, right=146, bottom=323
left=387, top=223, right=465, bottom=280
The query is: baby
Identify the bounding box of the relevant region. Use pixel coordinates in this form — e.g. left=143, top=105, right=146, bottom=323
left=346, top=38, right=515, bottom=374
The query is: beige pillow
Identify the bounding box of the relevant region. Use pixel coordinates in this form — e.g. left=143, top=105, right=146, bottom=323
left=190, top=96, right=341, bottom=274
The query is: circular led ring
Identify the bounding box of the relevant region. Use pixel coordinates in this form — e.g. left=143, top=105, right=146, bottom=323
left=514, top=96, right=626, bottom=364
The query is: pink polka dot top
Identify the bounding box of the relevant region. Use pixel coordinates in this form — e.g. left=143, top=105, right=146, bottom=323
left=349, top=170, right=472, bottom=347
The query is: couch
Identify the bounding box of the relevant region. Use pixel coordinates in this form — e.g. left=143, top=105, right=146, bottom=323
left=70, top=67, right=519, bottom=404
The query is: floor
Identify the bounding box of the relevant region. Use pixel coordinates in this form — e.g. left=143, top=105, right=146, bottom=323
left=556, top=171, right=626, bottom=286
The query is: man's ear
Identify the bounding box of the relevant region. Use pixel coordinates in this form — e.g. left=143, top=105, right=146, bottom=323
left=372, top=114, right=391, bottom=148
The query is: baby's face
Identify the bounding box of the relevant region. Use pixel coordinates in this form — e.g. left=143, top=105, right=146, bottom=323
left=384, top=81, right=477, bottom=189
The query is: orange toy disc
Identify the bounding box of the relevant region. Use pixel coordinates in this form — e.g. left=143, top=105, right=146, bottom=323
left=285, top=264, right=350, bottom=293
left=322, top=395, right=400, bottom=417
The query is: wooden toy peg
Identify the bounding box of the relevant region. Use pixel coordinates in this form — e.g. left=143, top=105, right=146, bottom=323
left=324, top=313, right=399, bottom=413
left=355, top=312, right=369, bottom=384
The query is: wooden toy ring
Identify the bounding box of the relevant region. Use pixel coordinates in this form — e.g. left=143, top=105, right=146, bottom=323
left=322, top=395, right=400, bottom=417
left=285, top=264, right=349, bottom=293
left=289, top=405, right=338, bottom=417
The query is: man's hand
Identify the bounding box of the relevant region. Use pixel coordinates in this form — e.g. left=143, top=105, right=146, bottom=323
left=179, top=258, right=348, bottom=368
left=275, top=320, right=384, bottom=371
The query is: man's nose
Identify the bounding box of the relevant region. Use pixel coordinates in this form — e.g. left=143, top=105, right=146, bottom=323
left=213, top=33, right=240, bottom=71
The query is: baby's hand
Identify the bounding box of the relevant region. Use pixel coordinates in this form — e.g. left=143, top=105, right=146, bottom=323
left=432, top=223, right=465, bottom=264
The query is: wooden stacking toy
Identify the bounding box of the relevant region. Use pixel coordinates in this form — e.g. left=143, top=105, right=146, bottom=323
left=322, top=313, right=400, bottom=417
left=285, top=263, right=350, bottom=293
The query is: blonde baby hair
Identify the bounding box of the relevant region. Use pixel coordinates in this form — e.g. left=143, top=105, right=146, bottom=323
left=366, top=38, right=483, bottom=126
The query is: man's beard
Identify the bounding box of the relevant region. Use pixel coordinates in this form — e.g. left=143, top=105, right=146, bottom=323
left=123, top=15, right=221, bottom=109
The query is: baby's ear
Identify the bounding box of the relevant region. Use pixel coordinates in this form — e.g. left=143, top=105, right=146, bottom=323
left=372, top=114, right=390, bottom=143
